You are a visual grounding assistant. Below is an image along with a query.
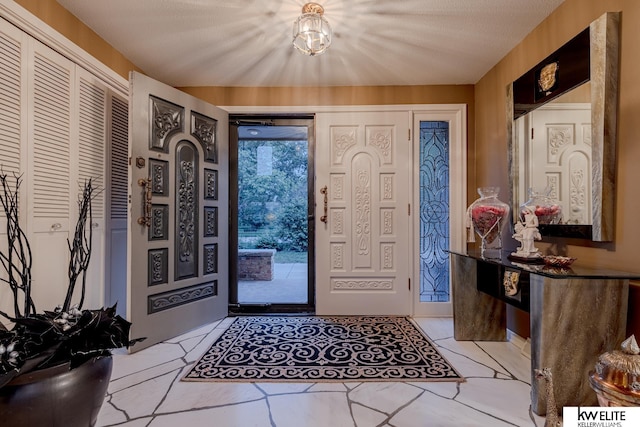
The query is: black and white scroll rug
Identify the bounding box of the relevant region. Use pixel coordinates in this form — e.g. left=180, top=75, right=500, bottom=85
left=183, top=316, right=463, bottom=383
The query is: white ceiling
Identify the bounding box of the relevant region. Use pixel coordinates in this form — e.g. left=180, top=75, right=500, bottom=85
left=56, top=0, right=565, bottom=88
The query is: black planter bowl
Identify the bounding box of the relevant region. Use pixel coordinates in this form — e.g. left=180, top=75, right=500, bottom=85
left=0, top=356, right=113, bottom=427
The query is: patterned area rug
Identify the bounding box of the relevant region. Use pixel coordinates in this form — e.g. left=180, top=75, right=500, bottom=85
left=183, top=316, right=463, bottom=382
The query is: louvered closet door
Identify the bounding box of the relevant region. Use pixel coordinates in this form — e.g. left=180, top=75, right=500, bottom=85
left=0, top=19, right=113, bottom=317
left=75, top=68, right=108, bottom=308
left=0, top=19, right=27, bottom=321
left=25, top=38, right=76, bottom=309
left=106, top=94, right=129, bottom=315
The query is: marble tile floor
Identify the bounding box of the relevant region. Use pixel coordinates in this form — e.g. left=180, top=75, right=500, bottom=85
left=97, top=317, right=547, bottom=427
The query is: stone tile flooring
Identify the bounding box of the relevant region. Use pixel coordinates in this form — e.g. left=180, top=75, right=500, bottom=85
left=97, top=317, right=547, bottom=426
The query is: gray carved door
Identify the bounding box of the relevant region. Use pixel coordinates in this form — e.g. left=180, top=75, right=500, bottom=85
left=128, top=72, right=228, bottom=351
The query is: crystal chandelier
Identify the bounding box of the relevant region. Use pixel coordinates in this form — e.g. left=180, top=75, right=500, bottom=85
left=292, top=3, right=332, bottom=56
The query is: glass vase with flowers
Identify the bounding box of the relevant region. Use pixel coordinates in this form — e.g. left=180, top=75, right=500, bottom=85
left=467, top=187, right=510, bottom=257
left=519, top=187, right=563, bottom=225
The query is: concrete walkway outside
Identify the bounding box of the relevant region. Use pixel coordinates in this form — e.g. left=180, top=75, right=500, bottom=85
left=238, top=262, right=308, bottom=304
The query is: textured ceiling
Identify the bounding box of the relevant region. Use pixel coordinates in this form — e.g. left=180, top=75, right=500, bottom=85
left=56, top=0, right=565, bottom=88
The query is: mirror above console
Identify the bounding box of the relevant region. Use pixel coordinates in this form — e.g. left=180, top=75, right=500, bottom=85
left=507, top=12, right=620, bottom=242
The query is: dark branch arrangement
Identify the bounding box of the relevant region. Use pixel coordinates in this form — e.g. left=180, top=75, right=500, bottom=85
left=0, top=173, right=143, bottom=388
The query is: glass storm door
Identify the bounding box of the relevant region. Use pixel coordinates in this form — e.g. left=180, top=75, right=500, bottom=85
left=229, top=117, right=315, bottom=313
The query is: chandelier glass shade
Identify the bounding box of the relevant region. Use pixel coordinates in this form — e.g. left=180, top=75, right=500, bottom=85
left=292, top=3, right=332, bottom=56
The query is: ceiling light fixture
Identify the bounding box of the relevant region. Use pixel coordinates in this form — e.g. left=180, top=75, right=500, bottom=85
left=292, top=2, right=332, bottom=56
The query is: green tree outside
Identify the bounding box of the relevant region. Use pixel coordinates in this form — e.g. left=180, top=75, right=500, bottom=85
left=238, top=139, right=308, bottom=254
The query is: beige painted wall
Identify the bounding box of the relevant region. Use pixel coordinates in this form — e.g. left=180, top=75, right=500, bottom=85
left=475, top=0, right=639, bottom=336
left=13, top=0, right=142, bottom=78
left=475, top=0, right=639, bottom=272
left=178, top=85, right=474, bottom=107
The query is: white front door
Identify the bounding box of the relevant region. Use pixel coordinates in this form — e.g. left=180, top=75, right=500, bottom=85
left=128, top=72, right=228, bottom=350
left=315, top=111, right=411, bottom=315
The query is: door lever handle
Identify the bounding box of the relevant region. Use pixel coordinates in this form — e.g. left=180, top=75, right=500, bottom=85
left=320, top=185, right=328, bottom=224
left=137, top=177, right=152, bottom=227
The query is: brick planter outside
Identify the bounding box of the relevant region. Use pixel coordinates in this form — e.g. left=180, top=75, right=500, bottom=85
left=238, top=249, right=276, bottom=281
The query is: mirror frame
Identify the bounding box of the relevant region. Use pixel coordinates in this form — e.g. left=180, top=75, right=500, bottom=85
left=507, top=12, right=620, bottom=242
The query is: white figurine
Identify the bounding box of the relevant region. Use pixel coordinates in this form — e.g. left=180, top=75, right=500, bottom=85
left=512, top=206, right=542, bottom=258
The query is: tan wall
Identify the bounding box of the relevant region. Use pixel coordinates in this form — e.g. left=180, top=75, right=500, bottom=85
left=178, top=85, right=474, bottom=107
left=13, top=0, right=141, bottom=79
left=475, top=0, right=640, bottom=337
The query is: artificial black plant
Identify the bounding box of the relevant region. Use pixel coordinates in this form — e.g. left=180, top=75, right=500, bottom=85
left=0, top=172, right=142, bottom=389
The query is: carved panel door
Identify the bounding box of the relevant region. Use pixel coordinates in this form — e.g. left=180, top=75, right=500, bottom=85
left=315, top=111, right=411, bottom=315
left=128, top=72, right=228, bottom=350
left=529, top=104, right=592, bottom=224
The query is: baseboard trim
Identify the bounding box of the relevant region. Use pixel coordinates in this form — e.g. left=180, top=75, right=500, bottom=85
left=507, top=329, right=531, bottom=359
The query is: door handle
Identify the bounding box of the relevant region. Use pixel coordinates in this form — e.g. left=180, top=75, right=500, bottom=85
left=137, top=177, right=152, bottom=227
left=320, top=185, right=328, bottom=224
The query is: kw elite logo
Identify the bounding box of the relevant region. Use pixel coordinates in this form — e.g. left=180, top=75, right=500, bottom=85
left=563, top=406, right=640, bottom=427
left=578, top=408, right=626, bottom=421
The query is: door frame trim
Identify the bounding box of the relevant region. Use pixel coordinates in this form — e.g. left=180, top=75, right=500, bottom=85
left=223, top=105, right=466, bottom=114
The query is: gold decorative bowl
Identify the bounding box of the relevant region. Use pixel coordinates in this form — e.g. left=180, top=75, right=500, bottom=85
left=543, top=255, right=576, bottom=268
left=589, top=335, right=640, bottom=407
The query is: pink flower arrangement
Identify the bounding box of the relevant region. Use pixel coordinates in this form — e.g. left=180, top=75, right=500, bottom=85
left=472, top=205, right=507, bottom=244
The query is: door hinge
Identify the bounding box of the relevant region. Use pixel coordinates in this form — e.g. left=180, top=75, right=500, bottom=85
left=408, top=128, right=411, bottom=140
left=408, top=203, right=411, bottom=216
left=531, top=127, right=534, bottom=140
left=408, top=278, right=411, bottom=290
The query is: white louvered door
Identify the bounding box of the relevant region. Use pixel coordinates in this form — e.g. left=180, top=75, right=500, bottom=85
left=1, top=16, right=112, bottom=316
left=25, top=38, right=76, bottom=309
left=0, top=20, right=25, bottom=178
left=75, top=68, right=108, bottom=308
left=0, top=19, right=27, bottom=323
left=105, top=95, right=129, bottom=316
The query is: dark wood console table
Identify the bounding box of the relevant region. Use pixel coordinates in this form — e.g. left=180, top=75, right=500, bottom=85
left=449, top=250, right=639, bottom=415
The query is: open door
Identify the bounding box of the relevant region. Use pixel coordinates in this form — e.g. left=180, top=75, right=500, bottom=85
left=127, top=72, right=228, bottom=350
